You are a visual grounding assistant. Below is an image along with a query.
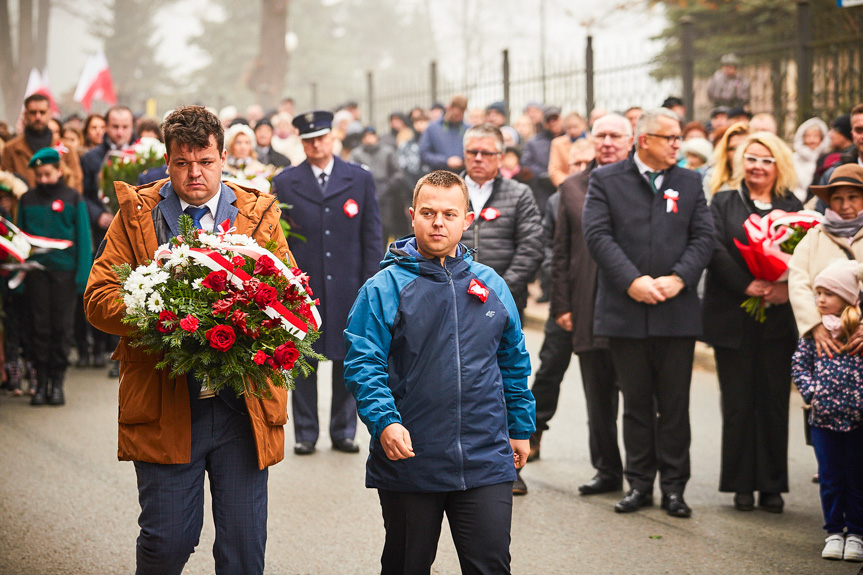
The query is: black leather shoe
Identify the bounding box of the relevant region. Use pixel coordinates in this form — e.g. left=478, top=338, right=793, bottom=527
left=759, top=492, right=784, bottom=513
left=294, top=442, right=316, bottom=455
left=512, top=469, right=528, bottom=496
left=733, top=492, right=755, bottom=511
left=578, top=476, right=623, bottom=495
left=614, top=488, right=653, bottom=513
left=332, top=438, right=360, bottom=453
left=661, top=492, right=692, bottom=518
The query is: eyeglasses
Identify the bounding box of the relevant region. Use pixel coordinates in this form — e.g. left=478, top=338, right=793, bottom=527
left=465, top=149, right=501, bottom=159
left=743, top=154, right=777, bottom=166
left=594, top=132, right=624, bottom=141
left=645, top=133, right=683, bottom=145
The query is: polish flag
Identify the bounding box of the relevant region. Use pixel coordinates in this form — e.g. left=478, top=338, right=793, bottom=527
left=24, top=68, right=60, bottom=115
left=73, top=51, right=118, bottom=112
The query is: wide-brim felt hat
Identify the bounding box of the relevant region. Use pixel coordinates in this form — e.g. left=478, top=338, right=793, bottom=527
left=811, top=163, right=863, bottom=205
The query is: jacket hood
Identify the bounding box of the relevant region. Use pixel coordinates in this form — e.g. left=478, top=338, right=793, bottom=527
left=793, top=117, right=831, bottom=159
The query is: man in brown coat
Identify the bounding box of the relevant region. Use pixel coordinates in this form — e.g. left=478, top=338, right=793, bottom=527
left=548, top=113, right=633, bottom=495
left=1, top=94, right=83, bottom=191
left=85, top=106, right=289, bottom=575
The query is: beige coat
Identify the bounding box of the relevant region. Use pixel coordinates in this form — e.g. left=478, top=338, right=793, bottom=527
left=0, top=134, right=83, bottom=192
left=788, top=225, right=863, bottom=336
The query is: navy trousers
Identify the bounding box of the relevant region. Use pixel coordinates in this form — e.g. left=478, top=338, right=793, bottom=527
left=377, top=482, right=513, bottom=575
left=134, top=397, right=268, bottom=575
left=811, top=425, right=863, bottom=535
left=291, top=359, right=357, bottom=445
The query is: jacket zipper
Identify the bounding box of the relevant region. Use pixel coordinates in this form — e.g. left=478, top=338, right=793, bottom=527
left=444, top=262, right=466, bottom=490
left=473, top=222, right=480, bottom=263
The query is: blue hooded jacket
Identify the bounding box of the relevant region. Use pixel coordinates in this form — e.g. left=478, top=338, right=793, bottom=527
left=344, top=237, right=535, bottom=492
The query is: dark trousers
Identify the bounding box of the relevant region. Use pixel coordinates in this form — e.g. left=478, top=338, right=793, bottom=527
left=714, top=334, right=794, bottom=494
left=291, top=359, right=357, bottom=444
left=609, top=337, right=695, bottom=494
left=811, top=426, right=863, bottom=535
left=26, top=270, right=76, bottom=375
left=578, top=348, right=623, bottom=482
left=73, top=297, right=90, bottom=359
left=134, top=397, right=268, bottom=575
left=531, top=317, right=573, bottom=432
left=377, top=482, right=513, bottom=575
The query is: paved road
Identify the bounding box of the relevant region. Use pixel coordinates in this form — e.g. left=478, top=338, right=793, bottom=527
left=0, top=328, right=860, bottom=575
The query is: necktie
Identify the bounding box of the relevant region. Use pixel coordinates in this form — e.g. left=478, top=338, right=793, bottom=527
left=318, top=172, right=328, bottom=190
left=184, top=206, right=209, bottom=230
left=647, top=171, right=661, bottom=195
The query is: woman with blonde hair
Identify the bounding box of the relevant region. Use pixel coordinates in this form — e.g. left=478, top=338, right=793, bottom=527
left=704, top=121, right=750, bottom=197
left=702, top=131, right=803, bottom=514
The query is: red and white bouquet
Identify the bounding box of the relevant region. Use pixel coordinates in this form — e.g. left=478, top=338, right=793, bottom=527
left=101, top=137, right=167, bottom=212
left=0, top=215, right=72, bottom=288
left=734, top=209, right=823, bottom=322
left=113, top=215, right=323, bottom=397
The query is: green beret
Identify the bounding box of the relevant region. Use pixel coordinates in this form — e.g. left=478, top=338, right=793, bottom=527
left=28, top=147, right=60, bottom=168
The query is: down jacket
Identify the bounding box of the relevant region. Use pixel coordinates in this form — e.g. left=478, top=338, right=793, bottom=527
left=84, top=179, right=291, bottom=470
left=344, top=238, right=536, bottom=492
left=460, top=173, right=543, bottom=309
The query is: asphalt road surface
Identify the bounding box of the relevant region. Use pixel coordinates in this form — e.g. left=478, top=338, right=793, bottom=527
left=1, top=328, right=860, bottom=575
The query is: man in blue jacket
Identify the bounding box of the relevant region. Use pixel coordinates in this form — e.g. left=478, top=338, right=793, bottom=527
left=344, top=170, right=535, bottom=574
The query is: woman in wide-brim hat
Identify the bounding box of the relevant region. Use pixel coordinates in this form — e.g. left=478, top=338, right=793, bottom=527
left=789, top=163, right=863, bottom=356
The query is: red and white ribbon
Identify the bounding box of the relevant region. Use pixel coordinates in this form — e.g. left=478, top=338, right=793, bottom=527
left=663, top=190, right=679, bottom=214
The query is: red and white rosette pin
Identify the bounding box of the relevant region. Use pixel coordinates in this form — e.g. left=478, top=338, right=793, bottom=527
left=663, top=190, right=679, bottom=214
left=343, top=199, right=359, bottom=218
left=468, top=278, right=489, bottom=303
left=480, top=207, right=500, bottom=221
left=51, top=199, right=64, bottom=212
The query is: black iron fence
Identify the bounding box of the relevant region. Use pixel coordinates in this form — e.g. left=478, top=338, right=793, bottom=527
left=291, top=0, right=862, bottom=140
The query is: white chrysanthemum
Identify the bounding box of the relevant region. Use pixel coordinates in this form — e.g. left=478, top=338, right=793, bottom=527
left=124, top=270, right=152, bottom=294
left=146, top=292, right=165, bottom=313
left=192, top=278, right=204, bottom=290
left=140, top=262, right=160, bottom=275
left=123, top=293, right=145, bottom=314
left=199, top=234, right=220, bottom=247
left=150, top=270, right=170, bottom=285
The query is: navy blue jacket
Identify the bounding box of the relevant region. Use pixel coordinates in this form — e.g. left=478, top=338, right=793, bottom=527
left=344, top=238, right=535, bottom=492
left=137, top=165, right=168, bottom=185
left=272, top=156, right=382, bottom=360
left=583, top=152, right=714, bottom=339
left=418, top=119, right=469, bottom=171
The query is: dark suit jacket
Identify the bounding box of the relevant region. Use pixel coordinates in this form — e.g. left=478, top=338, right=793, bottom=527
left=550, top=161, right=608, bottom=353
left=701, top=186, right=802, bottom=348
left=583, top=152, right=714, bottom=339
left=272, top=156, right=382, bottom=360
left=137, top=165, right=168, bottom=185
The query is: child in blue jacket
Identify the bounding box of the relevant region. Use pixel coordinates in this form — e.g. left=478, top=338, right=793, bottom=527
left=792, top=259, right=863, bottom=563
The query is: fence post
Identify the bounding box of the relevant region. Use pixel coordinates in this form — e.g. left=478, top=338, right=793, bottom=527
left=796, top=0, right=813, bottom=123
left=680, top=16, right=694, bottom=119
left=502, top=49, right=511, bottom=123
left=430, top=60, right=438, bottom=106
left=366, top=70, right=374, bottom=127
left=311, top=82, right=318, bottom=109
left=585, top=35, right=594, bottom=117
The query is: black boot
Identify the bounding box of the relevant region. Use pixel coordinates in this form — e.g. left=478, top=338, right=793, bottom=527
left=48, top=373, right=65, bottom=406
left=30, top=372, right=49, bottom=406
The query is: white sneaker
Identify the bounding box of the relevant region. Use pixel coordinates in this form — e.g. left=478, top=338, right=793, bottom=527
left=823, top=534, right=845, bottom=560
left=845, top=535, right=863, bottom=562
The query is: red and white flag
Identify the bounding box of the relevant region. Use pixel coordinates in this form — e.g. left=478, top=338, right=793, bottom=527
left=74, top=51, right=118, bottom=112
left=24, top=68, right=59, bottom=115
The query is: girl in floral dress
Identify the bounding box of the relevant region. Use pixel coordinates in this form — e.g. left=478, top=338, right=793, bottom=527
left=792, top=259, right=863, bottom=562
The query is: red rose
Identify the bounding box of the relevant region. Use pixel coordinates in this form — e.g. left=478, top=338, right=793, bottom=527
left=263, top=317, right=283, bottom=330
left=232, top=255, right=246, bottom=268
left=205, top=324, right=236, bottom=352
left=254, top=255, right=279, bottom=277
left=253, top=350, right=268, bottom=365
left=156, top=310, right=178, bottom=333
left=273, top=341, right=300, bottom=370
left=254, top=284, right=278, bottom=308
left=179, top=315, right=199, bottom=332
left=202, top=270, right=228, bottom=291
left=266, top=357, right=279, bottom=370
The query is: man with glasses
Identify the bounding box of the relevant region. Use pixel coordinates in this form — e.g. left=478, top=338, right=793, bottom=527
left=583, top=108, right=714, bottom=518
left=459, top=123, right=542, bottom=494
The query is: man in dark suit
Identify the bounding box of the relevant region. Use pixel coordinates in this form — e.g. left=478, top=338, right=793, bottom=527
left=272, top=110, right=383, bottom=455
left=583, top=108, right=714, bottom=518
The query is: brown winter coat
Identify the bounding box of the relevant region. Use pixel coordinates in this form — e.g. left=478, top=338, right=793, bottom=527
left=0, top=134, right=83, bottom=192
left=84, top=179, right=292, bottom=469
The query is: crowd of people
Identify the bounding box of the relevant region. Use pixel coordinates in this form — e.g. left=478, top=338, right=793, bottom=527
left=1, top=49, right=862, bottom=572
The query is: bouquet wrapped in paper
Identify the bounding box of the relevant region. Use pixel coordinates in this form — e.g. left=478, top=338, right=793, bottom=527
left=113, top=215, right=323, bottom=397
left=100, top=137, right=166, bottom=212
left=734, top=209, right=823, bottom=322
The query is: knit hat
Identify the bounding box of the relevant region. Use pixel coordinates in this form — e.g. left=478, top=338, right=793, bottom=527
left=813, top=260, right=863, bottom=306
left=28, top=147, right=60, bottom=168
left=832, top=114, right=852, bottom=142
